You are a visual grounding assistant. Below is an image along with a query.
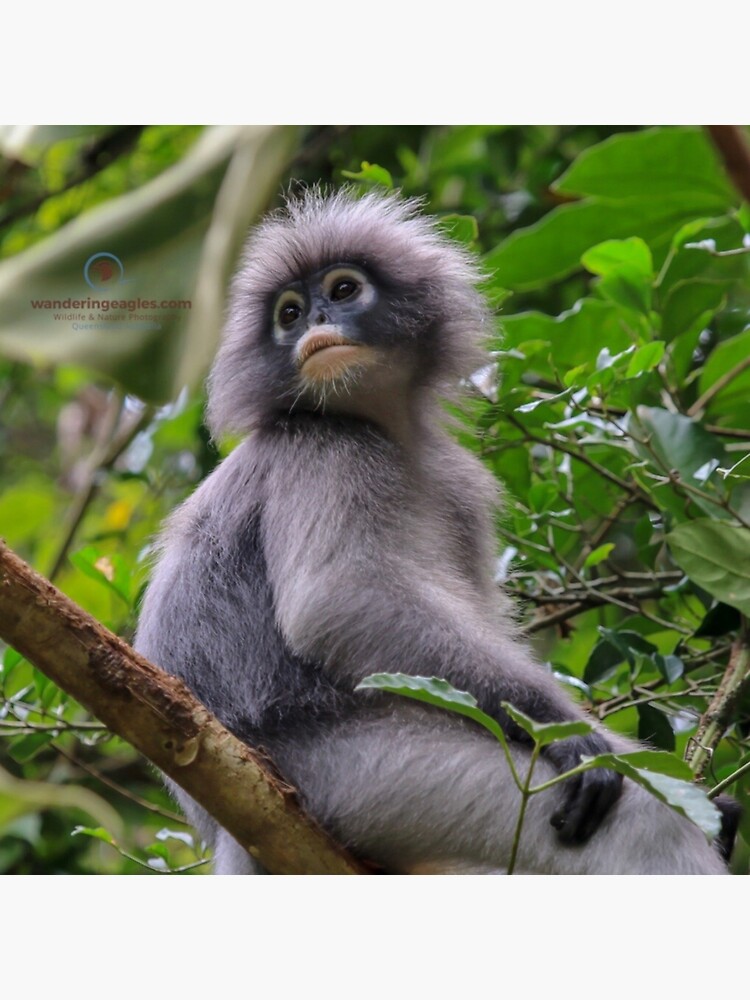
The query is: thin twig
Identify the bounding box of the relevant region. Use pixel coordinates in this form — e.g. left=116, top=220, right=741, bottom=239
left=505, top=413, right=658, bottom=510
left=708, top=757, right=750, bottom=799
left=53, top=741, right=187, bottom=825
left=522, top=601, right=586, bottom=635
left=688, top=355, right=750, bottom=417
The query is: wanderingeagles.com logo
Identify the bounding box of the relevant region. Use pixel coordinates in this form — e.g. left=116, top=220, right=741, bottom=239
left=84, top=251, right=127, bottom=289
left=29, top=251, right=192, bottom=331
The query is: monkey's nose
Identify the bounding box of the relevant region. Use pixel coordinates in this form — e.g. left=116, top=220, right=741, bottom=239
left=315, top=311, right=328, bottom=325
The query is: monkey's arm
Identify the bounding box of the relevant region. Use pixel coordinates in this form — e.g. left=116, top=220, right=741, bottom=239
left=268, top=555, right=619, bottom=841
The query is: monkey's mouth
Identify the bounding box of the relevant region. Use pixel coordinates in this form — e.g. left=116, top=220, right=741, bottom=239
left=296, top=330, right=363, bottom=372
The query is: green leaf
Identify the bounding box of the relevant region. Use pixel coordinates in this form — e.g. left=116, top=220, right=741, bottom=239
left=653, top=653, right=685, bottom=683
left=561, top=363, right=590, bottom=389
left=146, top=842, right=170, bottom=861
left=38, top=673, right=62, bottom=712
left=69, top=545, right=131, bottom=605
left=340, top=161, right=394, bottom=189
left=437, top=214, right=479, bottom=245
left=355, top=673, right=507, bottom=745
left=487, top=128, right=737, bottom=291
left=485, top=197, right=726, bottom=292
left=583, top=543, right=615, bottom=568
left=501, top=299, right=632, bottom=375
left=582, top=237, right=654, bottom=279
left=597, top=273, right=652, bottom=315
left=8, top=732, right=54, bottom=764
left=515, top=388, right=572, bottom=414
left=2, top=647, right=23, bottom=672
left=0, top=841, right=27, bottom=873
left=631, top=407, right=728, bottom=518
left=578, top=752, right=721, bottom=840
left=71, top=826, right=117, bottom=845
left=606, top=749, right=693, bottom=778
left=584, top=625, right=668, bottom=685
left=694, top=602, right=741, bottom=638
left=501, top=703, right=594, bottom=747
left=670, top=218, right=720, bottom=251
left=554, top=127, right=734, bottom=206
left=527, top=481, right=560, bottom=513
left=661, top=281, right=727, bottom=353
left=582, top=238, right=654, bottom=314
left=666, top=520, right=750, bottom=615
left=637, top=703, right=676, bottom=751
left=697, top=328, right=750, bottom=416
left=625, top=341, right=665, bottom=378
left=597, top=627, right=657, bottom=666
left=428, top=126, right=500, bottom=173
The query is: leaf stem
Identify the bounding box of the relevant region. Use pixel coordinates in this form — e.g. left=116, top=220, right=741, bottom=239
left=508, top=743, right=540, bottom=875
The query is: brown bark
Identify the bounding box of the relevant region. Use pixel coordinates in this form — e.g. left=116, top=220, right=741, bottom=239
left=704, top=125, right=750, bottom=205
left=0, top=540, right=367, bottom=875
left=687, top=633, right=750, bottom=781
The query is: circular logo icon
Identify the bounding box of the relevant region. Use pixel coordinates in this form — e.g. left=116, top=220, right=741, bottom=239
left=84, top=252, right=125, bottom=290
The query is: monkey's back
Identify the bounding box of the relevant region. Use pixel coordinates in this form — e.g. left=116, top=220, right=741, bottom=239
left=134, top=432, right=348, bottom=744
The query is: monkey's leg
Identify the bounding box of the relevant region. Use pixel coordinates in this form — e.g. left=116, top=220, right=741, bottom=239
left=213, top=829, right=267, bottom=875
left=268, top=706, right=728, bottom=875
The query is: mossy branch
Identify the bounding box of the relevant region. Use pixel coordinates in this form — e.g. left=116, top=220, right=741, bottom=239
left=687, top=627, right=750, bottom=781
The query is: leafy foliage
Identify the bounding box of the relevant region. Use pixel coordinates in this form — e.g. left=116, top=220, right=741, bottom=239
left=1, top=125, right=749, bottom=873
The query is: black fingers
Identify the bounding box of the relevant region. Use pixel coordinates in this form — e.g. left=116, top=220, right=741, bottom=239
left=550, top=768, right=623, bottom=844
left=545, top=733, right=623, bottom=845
left=714, top=794, right=742, bottom=864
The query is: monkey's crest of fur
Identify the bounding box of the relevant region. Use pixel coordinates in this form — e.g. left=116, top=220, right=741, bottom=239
left=207, top=188, right=491, bottom=437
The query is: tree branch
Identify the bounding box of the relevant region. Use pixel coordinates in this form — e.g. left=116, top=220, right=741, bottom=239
left=705, top=125, right=750, bottom=204
left=0, top=540, right=368, bottom=875
left=686, top=627, right=750, bottom=780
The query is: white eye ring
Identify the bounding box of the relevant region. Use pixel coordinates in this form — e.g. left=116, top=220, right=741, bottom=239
left=322, top=267, right=374, bottom=306
left=273, top=290, right=305, bottom=330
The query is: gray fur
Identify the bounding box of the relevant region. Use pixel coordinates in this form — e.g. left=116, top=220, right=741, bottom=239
left=135, top=189, right=728, bottom=874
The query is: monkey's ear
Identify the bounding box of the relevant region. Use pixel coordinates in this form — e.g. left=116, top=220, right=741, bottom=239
left=713, top=794, right=742, bottom=864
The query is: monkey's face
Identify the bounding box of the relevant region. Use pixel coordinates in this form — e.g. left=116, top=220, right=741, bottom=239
left=268, top=262, right=418, bottom=418
left=207, top=191, right=490, bottom=438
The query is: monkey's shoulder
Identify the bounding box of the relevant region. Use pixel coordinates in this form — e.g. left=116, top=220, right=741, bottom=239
left=162, top=438, right=266, bottom=544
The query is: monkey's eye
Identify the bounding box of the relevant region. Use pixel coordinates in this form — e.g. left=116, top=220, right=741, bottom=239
left=321, top=266, right=371, bottom=309
left=330, top=278, right=360, bottom=302
left=279, top=302, right=302, bottom=327
left=274, top=291, right=305, bottom=332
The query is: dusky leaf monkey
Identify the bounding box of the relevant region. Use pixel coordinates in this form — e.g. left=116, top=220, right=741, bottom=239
left=135, top=190, right=736, bottom=874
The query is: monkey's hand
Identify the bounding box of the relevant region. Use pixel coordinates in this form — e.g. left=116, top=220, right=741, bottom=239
left=544, top=734, right=623, bottom=845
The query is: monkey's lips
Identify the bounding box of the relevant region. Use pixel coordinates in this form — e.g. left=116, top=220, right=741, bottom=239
left=297, top=330, right=365, bottom=376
